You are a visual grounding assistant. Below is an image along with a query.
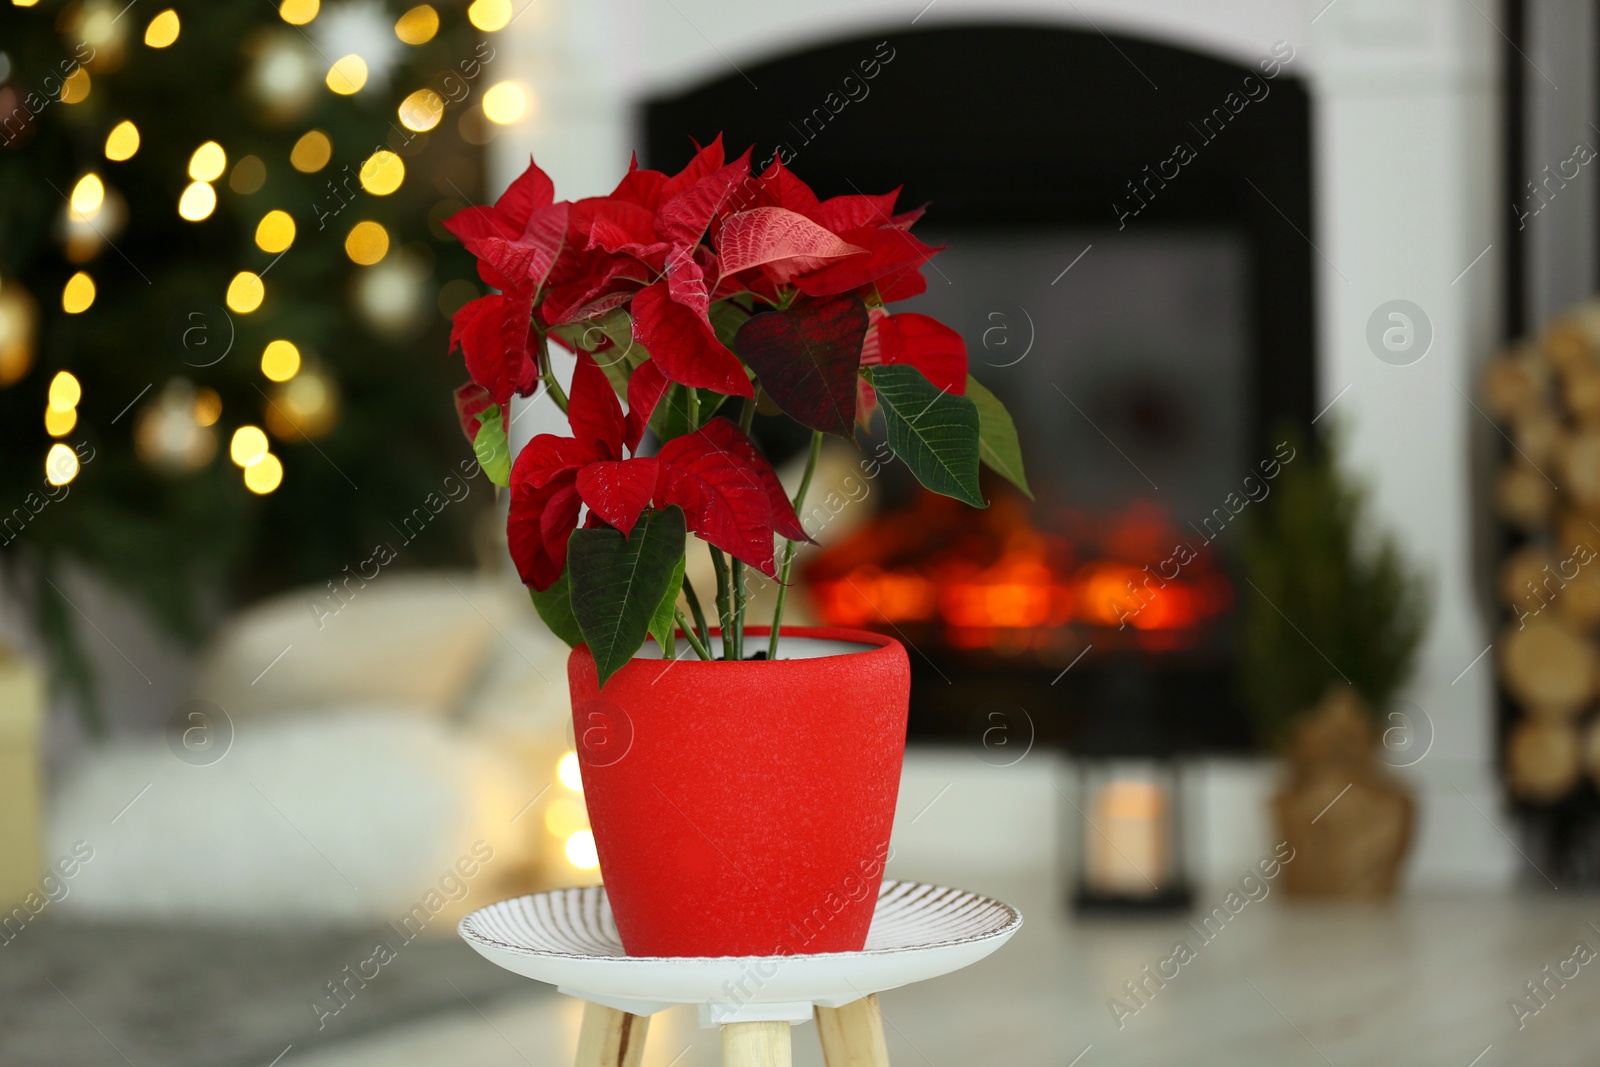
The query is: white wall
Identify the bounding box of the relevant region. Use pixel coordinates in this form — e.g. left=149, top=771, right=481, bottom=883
left=495, top=0, right=1516, bottom=887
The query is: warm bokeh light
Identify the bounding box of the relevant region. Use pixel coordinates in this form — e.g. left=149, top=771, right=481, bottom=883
left=61, top=272, right=95, bottom=314
left=104, top=121, right=140, bottom=161
left=143, top=9, right=180, bottom=48
left=254, top=210, right=296, bottom=253
left=290, top=131, right=332, bottom=174
left=564, top=830, right=599, bottom=870
left=543, top=797, right=587, bottom=837
left=226, top=272, right=265, bottom=313
left=358, top=150, right=404, bottom=195
left=244, top=452, right=284, bottom=494
left=44, top=406, right=77, bottom=436
left=277, top=0, right=318, bottom=26
left=397, top=89, right=443, bottom=132
left=48, top=370, right=81, bottom=411
left=194, top=387, right=223, bottom=427
left=61, top=67, right=90, bottom=104
left=394, top=4, right=438, bottom=44
left=188, top=141, right=227, bottom=182
left=177, top=180, right=217, bottom=221
left=230, top=155, right=268, bottom=194
left=45, top=444, right=80, bottom=487
left=229, top=425, right=269, bottom=467
left=467, top=0, right=511, bottom=32
left=482, top=81, right=527, bottom=125
left=261, top=340, right=301, bottom=382
left=343, top=221, right=389, bottom=265
left=69, top=173, right=104, bottom=218
left=557, top=751, right=584, bottom=792
left=325, top=54, right=368, bottom=95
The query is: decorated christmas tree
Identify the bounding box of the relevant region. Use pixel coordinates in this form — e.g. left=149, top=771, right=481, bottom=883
left=0, top=0, right=520, bottom=727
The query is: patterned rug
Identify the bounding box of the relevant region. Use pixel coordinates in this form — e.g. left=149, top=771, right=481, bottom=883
left=0, top=918, right=532, bottom=1067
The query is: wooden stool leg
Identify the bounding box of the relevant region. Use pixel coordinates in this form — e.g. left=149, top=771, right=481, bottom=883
left=815, top=994, right=890, bottom=1067
left=721, top=1020, right=792, bottom=1067
left=575, top=1001, right=649, bottom=1067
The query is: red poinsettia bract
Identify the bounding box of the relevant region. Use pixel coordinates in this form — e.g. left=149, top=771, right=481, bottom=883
left=507, top=350, right=808, bottom=591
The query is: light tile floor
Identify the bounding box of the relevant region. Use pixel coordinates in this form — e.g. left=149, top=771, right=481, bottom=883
left=295, top=879, right=1600, bottom=1067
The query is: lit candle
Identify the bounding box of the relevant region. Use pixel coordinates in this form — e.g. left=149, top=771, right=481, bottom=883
left=1087, top=779, right=1170, bottom=894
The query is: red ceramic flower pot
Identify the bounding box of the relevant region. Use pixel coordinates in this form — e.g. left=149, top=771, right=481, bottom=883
left=567, top=626, right=909, bottom=957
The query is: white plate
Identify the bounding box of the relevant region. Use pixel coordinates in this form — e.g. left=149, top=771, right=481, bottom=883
left=458, top=879, right=1022, bottom=1015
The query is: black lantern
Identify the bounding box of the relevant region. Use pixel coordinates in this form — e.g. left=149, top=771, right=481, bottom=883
left=1063, top=663, right=1194, bottom=914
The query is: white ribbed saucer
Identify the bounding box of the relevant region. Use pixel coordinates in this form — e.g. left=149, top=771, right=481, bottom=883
left=458, top=879, right=1022, bottom=1023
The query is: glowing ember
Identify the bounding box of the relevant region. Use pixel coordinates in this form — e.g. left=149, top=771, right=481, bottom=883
left=804, top=491, right=1231, bottom=656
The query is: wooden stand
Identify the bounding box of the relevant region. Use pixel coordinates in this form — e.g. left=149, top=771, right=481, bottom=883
left=575, top=1002, right=649, bottom=1067
left=571, top=999, right=892, bottom=1067
left=457, top=882, right=1019, bottom=1067
left=722, top=1020, right=794, bottom=1067
left=816, top=994, right=891, bottom=1067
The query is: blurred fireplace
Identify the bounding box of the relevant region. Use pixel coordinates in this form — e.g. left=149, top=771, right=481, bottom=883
left=646, top=24, right=1317, bottom=752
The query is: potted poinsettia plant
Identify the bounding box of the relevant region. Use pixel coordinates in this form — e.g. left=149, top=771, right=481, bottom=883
left=444, top=136, right=1028, bottom=956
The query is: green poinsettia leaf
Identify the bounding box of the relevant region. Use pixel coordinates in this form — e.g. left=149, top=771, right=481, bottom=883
left=867, top=365, right=987, bottom=508
left=473, top=404, right=511, bottom=487
left=967, top=375, right=1032, bottom=499
left=646, top=554, right=686, bottom=654
left=529, top=570, right=583, bottom=647
left=567, top=505, right=688, bottom=687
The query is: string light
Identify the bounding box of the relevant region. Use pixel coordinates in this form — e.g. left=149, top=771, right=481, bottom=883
left=226, top=272, right=264, bottom=313
left=557, top=751, right=584, bottom=792
left=244, top=452, right=283, bottom=494
left=61, top=273, right=95, bottom=314
left=358, top=150, right=403, bottom=195
left=290, top=130, right=331, bottom=173
left=397, top=89, right=443, bottom=132
left=267, top=369, right=338, bottom=438
left=277, top=0, right=318, bottom=25
left=69, top=174, right=105, bottom=218
left=177, top=181, right=216, bottom=221
left=48, top=371, right=81, bottom=411
left=104, top=121, right=140, bottom=161
left=188, top=141, right=227, bottom=182
left=325, top=55, right=368, bottom=95
left=394, top=4, right=438, bottom=44
left=45, top=407, right=77, bottom=437
left=261, top=340, right=300, bottom=382
left=229, top=425, right=269, bottom=467
left=143, top=9, right=180, bottom=48
left=467, top=0, right=511, bottom=32
left=564, top=830, right=599, bottom=870
left=230, top=156, right=267, bottom=194
left=194, top=387, right=222, bottom=427
left=45, top=444, right=80, bottom=487
left=482, top=82, right=527, bottom=125
left=255, top=210, right=296, bottom=253
left=344, top=221, right=389, bottom=265
left=61, top=67, right=90, bottom=104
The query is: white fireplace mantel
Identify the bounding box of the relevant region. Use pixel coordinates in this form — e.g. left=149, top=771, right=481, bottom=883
left=498, top=0, right=1515, bottom=887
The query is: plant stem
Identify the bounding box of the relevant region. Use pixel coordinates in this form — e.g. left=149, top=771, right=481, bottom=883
left=726, top=393, right=760, bottom=661
left=682, top=574, right=712, bottom=649
left=686, top=386, right=700, bottom=431
left=768, top=430, right=824, bottom=660
left=535, top=332, right=569, bottom=414
left=710, top=546, right=733, bottom=660
left=675, top=610, right=713, bottom=660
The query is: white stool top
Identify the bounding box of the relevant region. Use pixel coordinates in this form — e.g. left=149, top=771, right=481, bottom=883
left=459, top=880, right=1022, bottom=1026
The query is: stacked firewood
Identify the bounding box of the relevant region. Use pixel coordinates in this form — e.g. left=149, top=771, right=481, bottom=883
left=1483, top=298, right=1600, bottom=802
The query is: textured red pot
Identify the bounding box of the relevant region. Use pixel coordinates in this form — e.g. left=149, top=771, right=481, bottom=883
left=567, top=626, right=909, bottom=957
